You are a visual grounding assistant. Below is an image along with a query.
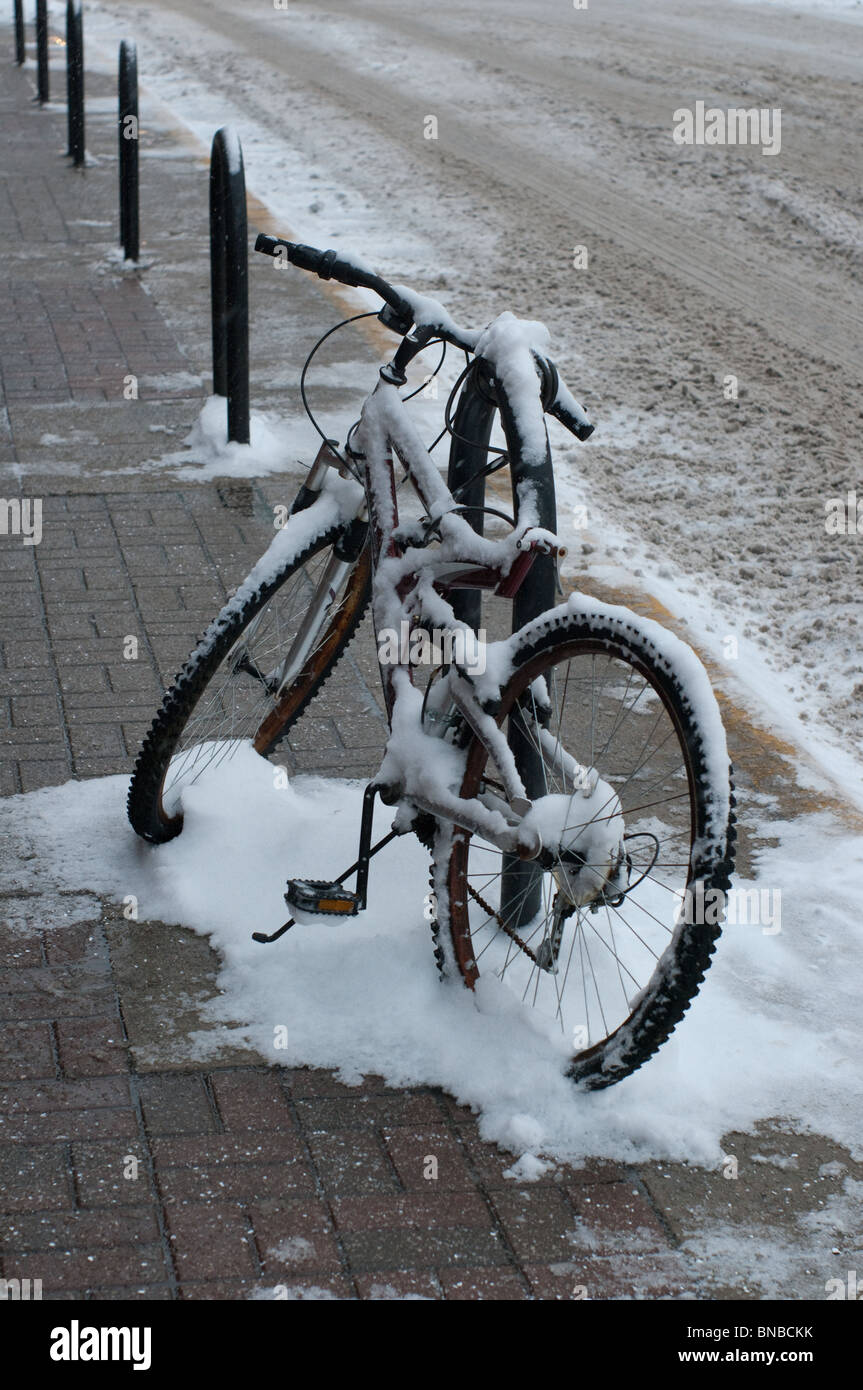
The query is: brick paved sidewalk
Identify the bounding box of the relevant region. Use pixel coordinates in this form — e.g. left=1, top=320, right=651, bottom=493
left=2, top=31, right=860, bottom=1303
left=0, top=918, right=684, bottom=1302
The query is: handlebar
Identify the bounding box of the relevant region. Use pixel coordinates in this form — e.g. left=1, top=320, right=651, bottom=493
left=254, top=233, right=594, bottom=443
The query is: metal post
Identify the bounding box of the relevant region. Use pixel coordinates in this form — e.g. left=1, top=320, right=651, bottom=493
left=209, top=126, right=250, bottom=445
left=446, top=371, right=557, bottom=930
left=118, top=40, right=139, bottom=260
left=35, top=0, right=48, bottom=103
left=65, top=0, right=74, bottom=155
left=69, top=3, right=84, bottom=166
left=498, top=392, right=557, bottom=930
left=14, top=0, right=25, bottom=65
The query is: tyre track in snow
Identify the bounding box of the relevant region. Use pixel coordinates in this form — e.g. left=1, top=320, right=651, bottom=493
left=147, top=0, right=863, bottom=377
left=318, top=0, right=863, bottom=218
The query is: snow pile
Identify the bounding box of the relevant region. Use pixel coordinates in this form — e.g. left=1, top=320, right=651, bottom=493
left=151, top=397, right=301, bottom=480
left=2, top=760, right=861, bottom=1173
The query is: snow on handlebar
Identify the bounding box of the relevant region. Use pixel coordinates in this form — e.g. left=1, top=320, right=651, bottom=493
left=254, top=234, right=594, bottom=442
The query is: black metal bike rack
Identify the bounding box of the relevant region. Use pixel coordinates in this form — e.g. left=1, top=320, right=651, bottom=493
left=14, top=0, right=25, bottom=66
left=209, top=126, right=250, bottom=445
left=118, top=40, right=139, bottom=260
left=35, top=0, right=48, bottom=104
left=446, top=367, right=558, bottom=929
left=66, top=1, right=84, bottom=167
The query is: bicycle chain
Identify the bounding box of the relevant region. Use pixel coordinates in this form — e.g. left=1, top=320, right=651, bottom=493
left=466, top=883, right=542, bottom=966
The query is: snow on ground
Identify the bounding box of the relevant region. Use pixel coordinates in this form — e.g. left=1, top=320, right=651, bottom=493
left=2, top=759, right=861, bottom=1176
left=733, top=0, right=862, bottom=11
left=680, top=1179, right=863, bottom=1299
left=143, top=397, right=309, bottom=482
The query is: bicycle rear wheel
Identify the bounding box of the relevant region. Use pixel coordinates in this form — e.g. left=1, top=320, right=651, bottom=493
left=434, top=602, right=735, bottom=1090
left=127, top=524, right=371, bottom=844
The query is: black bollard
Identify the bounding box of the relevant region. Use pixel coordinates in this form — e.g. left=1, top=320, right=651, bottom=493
left=69, top=3, right=84, bottom=166
left=445, top=364, right=557, bottom=932
left=65, top=0, right=74, bottom=156
left=35, top=0, right=48, bottom=103
left=14, top=0, right=25, bottom=65
left=209, top=127, right=250, bottom=445
left=118, top=41, right=139, bottom=261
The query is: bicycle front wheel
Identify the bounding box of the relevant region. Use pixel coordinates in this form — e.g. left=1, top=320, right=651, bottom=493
left=434, top=600, right=735, bottom=1090
left=127, top=521, right=371, bottom=844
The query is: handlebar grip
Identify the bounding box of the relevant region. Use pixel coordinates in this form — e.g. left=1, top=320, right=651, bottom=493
left=254, top=234, right=326, bottom=274
left=254, top=234, right=366, bottom=286
left=548, top=391, right=595, bottom=443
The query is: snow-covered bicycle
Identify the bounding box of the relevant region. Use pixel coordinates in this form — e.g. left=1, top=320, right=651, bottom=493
left=128, top=236, right=735, bottom=1090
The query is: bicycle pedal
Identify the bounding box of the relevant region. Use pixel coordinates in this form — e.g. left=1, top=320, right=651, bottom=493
left=285, top=879, right=360, bottom=918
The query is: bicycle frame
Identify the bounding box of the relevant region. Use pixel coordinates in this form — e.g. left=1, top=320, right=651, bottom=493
left=291, top=336, right=572, bottom=864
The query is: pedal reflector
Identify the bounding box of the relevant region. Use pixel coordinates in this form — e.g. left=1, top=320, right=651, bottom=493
left=285, top=879, right=360, bottom=918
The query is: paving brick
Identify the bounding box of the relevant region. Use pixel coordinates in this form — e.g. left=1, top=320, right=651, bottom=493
left=296, top=1093, right=444, bottom=1134
left=462, top=1132, right=626, bottom=1189
left=156, top=1155, right=316, bottom=1205
left=184, top=1274, right=355, bottom=1300
left=0, top=1143, right=73, bottom=1212
left=354, top=1270, right=441, bottom=1299
left=286, top=1068, right=394, bottom=1099
left=340, top=1226, right=507, bottom=1273
left=0, top=1076, right=130, bottom=1113
left=0, top=1204, right=159, bottom=1252
left=306, top=1130, right=400, bottom=1197
left=382, top=1128, right=474, bottom=1192
left=17, top=761, right=72, bottom=793
left=68, top=723, right=126, bottom=759
left=0, top=927, right=43, bottom=968
left=55, top=1017, right=129, bottom=1078
left=150, top=1131, right=304, bottom=1169
left=436, top=1092, right=481, bottom=1127
left=332, top=1191, right=492, bottom=1233
left=210, top=1069, right=296, bottom=1132
left=0, top=1107, right=137, bottom=1144
left=491, top=1188, right=579, bottom=1264
left=70, top=1142, right=150, bottom=1208
left=42, top=923, right=106, bottom=966
left=164, top=1202, right=258, bottom=1281
left=524, top=1252, right=695, bottom=1300
left=566, top=1181, right=671, bottom=1253
left=440, top=1266, right=529, bottom=1299
left=177, top=1277, right=263, bottom=1300
left=250, top=1198, right=342, bottom=1276
left=10, top=695, right=60, bottom=727
left=3, top=1242, right=168, bottom=1291
left=0, top=1021, right=56, bottom=1080
left=0, top=983, right=116, bottom=1022
left=69, top=757, right=133, bottom=778
left=138, top=1073, right=217, bottom=1136
left=89, top=1283, right=175, bottom=1300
